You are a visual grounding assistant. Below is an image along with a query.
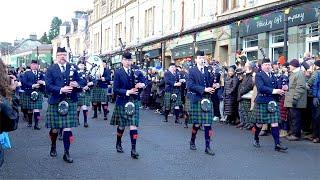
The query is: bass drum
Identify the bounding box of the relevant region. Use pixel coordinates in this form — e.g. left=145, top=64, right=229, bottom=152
left=86, top=55, right=104, bottom=79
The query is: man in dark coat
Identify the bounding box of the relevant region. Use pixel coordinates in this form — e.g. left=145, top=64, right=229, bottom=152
left=45, top=47, right=82, bottom=163
left=110, top=52, right=146, bottom=159
left=251, top=58, right=288, bottom=152
left=187, top=50, right=215, bottom=156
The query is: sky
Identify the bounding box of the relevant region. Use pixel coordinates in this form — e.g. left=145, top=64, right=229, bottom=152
left=0, top=0, right=92, bottom=44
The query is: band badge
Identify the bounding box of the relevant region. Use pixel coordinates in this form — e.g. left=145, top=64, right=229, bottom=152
left=200, top=98, right=212, bottom=112
left=58, top=101, right=69, bottom=116
left=125, top=101, right=135, bottom=116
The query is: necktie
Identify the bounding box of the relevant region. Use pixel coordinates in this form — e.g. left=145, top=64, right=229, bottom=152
left=61, top=65, right=65, bottom=73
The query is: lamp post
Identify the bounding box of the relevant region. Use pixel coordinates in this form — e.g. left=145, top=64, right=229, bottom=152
left=283, top=8, right=290, bottom=62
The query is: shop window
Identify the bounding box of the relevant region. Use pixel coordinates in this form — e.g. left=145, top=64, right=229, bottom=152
left=243, top=35, right=258, bottom=61
left=306, top=23, right=319, bottom=57
left=269, top=31, right=284, bottom=61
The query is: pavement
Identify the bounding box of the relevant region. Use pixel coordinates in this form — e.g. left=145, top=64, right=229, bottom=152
left=1, top=103, right=320, bottom=179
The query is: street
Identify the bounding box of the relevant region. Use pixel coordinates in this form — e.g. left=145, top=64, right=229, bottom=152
left=1, top=103, right=320, bottom=179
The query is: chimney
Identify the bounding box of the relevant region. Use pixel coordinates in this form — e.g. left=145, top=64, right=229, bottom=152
left=30, top=34, right=37, bottom=40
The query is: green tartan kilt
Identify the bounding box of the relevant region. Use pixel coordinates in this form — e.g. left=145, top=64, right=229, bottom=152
left=27, top=92, right=44, bottom=110
left=46, top=101, right=78, bottom=129
left=188, top=100, right=213, bottom=125
left=91, top=86, right=108, bottom=103
left=164, top=91, right=182, bottom=110
left=19, top=92, right=29, bottom=109
left=184, top=96, right=190, bottom=112
left=250, top=103, right=280, bottom=124
left=78, top=91, right=92, bottom=106
left=239, top=100, right=251, bottom=123
left=110, top=100, right=140, bottom=127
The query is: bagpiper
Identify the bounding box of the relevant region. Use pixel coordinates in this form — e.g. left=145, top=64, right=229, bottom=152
left=186, top=50, right=215, bottom=156
left=251, top=58, right=288, bottom=152
left=77, top=61, right=93, bottom=127
left=163, top=63, right=184, bottom=123
left=45, top=47, right=82, bottom=163
left=91, top=60, right=111, bottom=120
left=110, top=52, right=146, bottom=159
left=21, top=60, right=45, bottom=130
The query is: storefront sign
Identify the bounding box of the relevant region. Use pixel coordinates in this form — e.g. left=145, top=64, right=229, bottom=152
left=235, top=1, right=320, bottom=37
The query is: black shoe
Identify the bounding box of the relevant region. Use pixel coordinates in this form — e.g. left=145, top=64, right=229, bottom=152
left=253, top=140, right=261, bottom=148
left=34, top=126, right=41, bottom=130
left=163, top=118, right=168, bottom=122
left=274, top=144, right=288, bottom=152
left=131, top=149, right=139, bottom=159
left=184, top=123, right=188, bottom=128
left=58, top=134, right=63, bottom=141
left=63, top=151, right=73, bottom=163
left=27, top=123, right=32, bottom=127
left=92, top=115, right=98, bottom=119
left=84, top=122, right=89, bottom=128
left=116, top=143, right=124, bottom=153
left=205, top=147, right=215, bottom=156
left=190, top=141, right=197, bottom=150
left=104, top=117, right=108, bottom=121
left=50, top=146, right=57, bottom=157
left=175, top=119, right=180, bottom=124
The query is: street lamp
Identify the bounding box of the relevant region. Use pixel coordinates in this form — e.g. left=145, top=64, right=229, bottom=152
left=283, top=8, right=290, bottom=62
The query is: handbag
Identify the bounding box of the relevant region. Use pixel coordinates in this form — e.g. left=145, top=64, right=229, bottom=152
left=0, top=98, right=19, bottom=133
left=0, top=132, right=11, bottom=149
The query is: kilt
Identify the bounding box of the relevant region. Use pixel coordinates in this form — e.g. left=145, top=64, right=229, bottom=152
left=251, top=103, right=280, bottom=124
left=78, top=91, right=92, bottom=106
left=19, top=92, right=29, bottom=109
left=164, top=90, right=182, bottom=110
left=279, top=97, right=287, bottom=121
left=91, top=86, right=108, bottom=103
left=110, top=100, right=140, bottom=127
left=184, top=96, right=190, bottom=112
left=239, top=100, right=251, bottom=123
left=28, top=92, right=44, bottom=110
left=46, top=100, right=78, bottom=129
left=188, top=99, right=213, bottom=125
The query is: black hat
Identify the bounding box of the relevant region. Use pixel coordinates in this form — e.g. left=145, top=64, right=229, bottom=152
left=261, top=58, right=271, bottom=64
left=289, top=59, right=300, bottom=68
left=169, top=63, right=176, bottom=67
left=283, top=62, right=290, bottom=68
left=31, top=60, right=38, bottom=64
left=122, top=52, right=132, bottom=60
left=230, top=65, right=237, bottom=71
left=195, top=50, right=205, bottom=56
left=57, top=47, right=67, bottom=53
left=301, top=61, right=310, bottom=70
left=314, top=60, right=320, bottom=67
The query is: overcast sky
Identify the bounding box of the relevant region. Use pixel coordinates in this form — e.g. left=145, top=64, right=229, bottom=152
left=0, top=0, right=92, bottom=44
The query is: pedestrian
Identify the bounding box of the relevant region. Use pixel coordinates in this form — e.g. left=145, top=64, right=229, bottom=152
left=251, top=58, right=288, bottom=152
left=110, top=52, right=146, bottom=159
left=311, top=60, right=320, bottom=143
left=45, top=47, right=82, bottom=163
left=186, top=50, right=215, bottom=156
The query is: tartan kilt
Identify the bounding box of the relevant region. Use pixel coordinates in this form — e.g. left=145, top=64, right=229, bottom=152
left=46, top=101, right=78, bottom=129
left=78, top=91, right=92, bottom=106
left=279, top=97, right=288, bottom=121
left=188, top=99, right=213, bottom=125
left=110, top=100, right=140, bottom=127
left=91, top=86, right=108, bottom=103
left=164, top=91, right=182, bottom=110
left=239, top=100, right=251, bottom=123
left=19, top=92, right=29, bottom=109
left=250, top=103, right=280, bottom=124
left=184, top=96, right=190, bottom=112
left=28, top=92, right=44, bottom=110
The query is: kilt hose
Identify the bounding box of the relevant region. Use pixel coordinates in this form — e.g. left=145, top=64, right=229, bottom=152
left=19, top=92, right=29, bottom=109
left=78, top=91, right=92, bottom=106
left=238, top=99, right=251, bottom=123
left=279, top=96, right=288, bottom=121
left=188, top=99, right=213, bottom=125
left=91, top=86, right=108, bottom=103
left=27, top=92, right=44, bottom=110
left=46, top=100, right=78, bottom=129
left=184, top=96, right=190, bottom=113
left=251, top=102, right=280, bottom=124
left=164, top=90, right=182, bottom=110
left=110, top=100, right=140, bottom=127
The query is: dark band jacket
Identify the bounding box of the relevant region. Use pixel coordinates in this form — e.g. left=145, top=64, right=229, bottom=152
left=23, top=70, right=45, bottom=101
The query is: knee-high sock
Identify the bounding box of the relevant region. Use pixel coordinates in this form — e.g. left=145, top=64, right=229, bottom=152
left=22, top=109, right=28, bottom=119
left=164, top=110, right=170, bottom=120
left=204, top=126, right=212, bottom=148
left=49, top=129, right=58, bottom=147
left=97, top=102, right=102, bottom=112
left=130, top=130, right=138, bottom=150
left=254, top=124, right=261, bottom=141
left=117, top=126, right=125, bottom=144
left=27, top=112, right=33, bottom=124
left=83, top=110, right=88, bottom=123
left=33, top=112, right=40, bottom=126
left=63, top=131, right=73, bottom=152
left=271, top=127, right=280, bottom=145
left=174, top=109, right=180, bottom=120
left=102, top=104, right=108, bottom=117
left=77, top=110, right=80, bottom=121
left=191, top=124, right=200, bottom=143
left=93, top=105, right=98, bottom=117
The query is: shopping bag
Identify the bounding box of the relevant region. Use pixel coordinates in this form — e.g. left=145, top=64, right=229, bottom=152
left=0, top=132, right=11, bottom=149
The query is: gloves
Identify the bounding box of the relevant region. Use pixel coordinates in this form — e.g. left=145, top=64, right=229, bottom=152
left=292, top=99, right=298, bottom=107
left=313, top=98, right=319, bottom=107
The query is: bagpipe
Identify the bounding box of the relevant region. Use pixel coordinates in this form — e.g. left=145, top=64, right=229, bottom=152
left=171, top=71, right=185, bottom=102
left=124, top=67, right=142, bottom=116
left=30, top=70, right=45, bottom=101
